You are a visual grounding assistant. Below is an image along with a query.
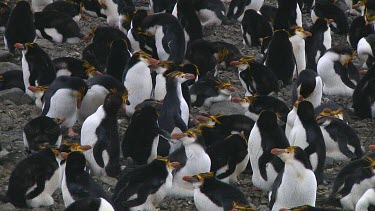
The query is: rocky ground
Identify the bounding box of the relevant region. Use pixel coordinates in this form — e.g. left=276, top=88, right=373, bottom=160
left=0, top=0, right=374, bottom=211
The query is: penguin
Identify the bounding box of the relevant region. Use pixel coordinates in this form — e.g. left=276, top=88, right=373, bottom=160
left=211, top=41, right=243, bottom=72
left=82, top=42, right=111, bottom=72
left=6, top=148, right=66, bottom=208
left=193, top=0, right=232, bottom=27
left=189, top=78, right=236, bottom=108
left=53, top=58, right=101, bottom=79
left=248, top=111, right=289, bottom=192
left=316, top=114, right=364, bottom=161
left=348, top=16, right=374, bottom=51
left=179, top=63, right=200, bottom=88
left=26, top=85, right=49, bottom=109
left=176, top=0, right=203, bottom=44
left=317, top=45, right=359, bottom=96
left=23, top=116, right=63, bottom=155
left=288, top=101, right=326, bottom=184
left=126, top=9, right=150, bottom=53
left=357, top=34, right=375, bottom=69
left=150, top=60, right=174, bottom=101
left=167, top=130, right=211, bottom=197
left=230, top=56, right=281, bottom=96
left=4, top=1, right=36, bottom=54
left=141, top=13, right=186, bottom=64
left=289, top=26, right=312, bottom=78
left=106, top=39, right=132, bottom=82
left=352, top=64, right=375, bottom=118
left=0, top=70, right=24, bottom=91
left=81, top=93, right=124, bottom=177
left=14, top=42, right=56, bottom=98
left=95, top=0, right=120, bottom=27
left=0, top=2, right=11, bottom=32
left=315, top=102, right=347, bottom=122
left=273, top=0, right=302, bottom=30
left=78, top=74, right=126, bottom=124
left=41, top=76, right=88, bottom=137
left=64, top=198, right=114, bottom=211
left=356, top=188, right=375, bottom=211
left=185, top=39, right=217, bottom=77
left=112, top=158, right=180, bottom=210
left=196, top=123, right=228, bottom=147
left=292, top=69, right=323, bottom=108
left=241, top=9, right=273, bottom=47
left=182, top=172, right=252, bottom=211
left=311, top=1, right=349, bottom=34
left=279, top=205, right=341, bottom=211
left=264, top=30, right=296, bottom=85
left=149, top=0, right=177, bottom=13
left=305, top=18, right=332, bottom=71
left=62, top=150, right=111, bottom=208
left=31, top=0, right=52, bottom=12
left=232, top=95, right=290, bottom=123
left=269, top=146, right=317, bottom=211
left=227, top=0, right=265, bottom=22
left=329, top=153, right=375, bottom=210
left=259, top=4, right=278, bottom=24
left=207, top=133, right=249, bottom=184
left=88, top=26, right=131, bottom=50
left=34, top=10, right=87, bottom=43
left=157, top=71, right=195, bottom=156
left=123, top=51, right=158, bottom=116
left=42, top=1, right=83, bottom=22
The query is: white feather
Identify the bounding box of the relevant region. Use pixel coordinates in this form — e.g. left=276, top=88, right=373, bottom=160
left=45, top=89, right=78, bottom=128
left=355, top=188, right=375, bottom=211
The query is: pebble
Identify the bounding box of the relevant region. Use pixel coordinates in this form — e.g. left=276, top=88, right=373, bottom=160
left=0, top=203, right=15, bottom=211
left=0, top=50, right=12, bottom=62
left=0, top=62, right=21, bottom=74
left=0, top=88, right=33, bottom=105
left=257, top=205, right=271, bottom=211
left=209, top=101, right=245, bottom=115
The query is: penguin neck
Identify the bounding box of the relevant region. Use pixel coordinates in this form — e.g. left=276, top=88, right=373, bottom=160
left=103, top=104, right=119, bottom=118
left=284, top=159, right=311, bottom=178
left=166, top=79, right=183, bottom=103
left=324, top=51, right=340, bottom=61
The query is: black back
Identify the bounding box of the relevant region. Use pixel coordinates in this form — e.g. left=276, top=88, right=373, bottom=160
left=313, top=2, right=348, bottom=34
left=82, top=42, right=111, bottom=72
left=42, top=1, right=80, bottom=18
left=211, top=41, right=243, bottom=66
left=0, top=2, right=11, bottom=28
left=0, top=70, right=24, bottom=91
left=150, top=0, right=177, bottom=13
left=292, top=69, right=318, bottom=104
left=247, top=95, right=291, bottom=123
left=242, top=9, right=273, bottom=47
left=92, top=26, right=131, bottom=51
left=352, top=65, right=375, bottom=118
left=177, top=0, right=203, bottom=44
left=185, top=39, right=217, bottom=77
left=87, top=74, right=125, bottom=93
left=53, top=57, right=91, bottom=79
left=348, top=16, right=374, bottom=50
left=273, top=0, right=298, bottom=31
left=106, top=39, right=131, bottom=82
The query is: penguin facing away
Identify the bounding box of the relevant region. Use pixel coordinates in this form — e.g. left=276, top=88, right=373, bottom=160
left=82, top=42, right=111, bottom=73
left=241, top=9, right=273, bottom=47
left=64, top=198, right=114, bottom=211
left=292, top=69, right=323, bottom=108
left=348, top=16, right=374, bottom=50
left=356, top=188, right=375, bottom=211
left=311, top=1, right=349, bottom=34
left=149, top=0, right=177, bottom=13
left=352, top=65, right=375, bottom=118
left=176, top=0, right=203, bottom=44
left=106, top=39, right=132, bottom=82
left=0, top=70, right=24, bottom=91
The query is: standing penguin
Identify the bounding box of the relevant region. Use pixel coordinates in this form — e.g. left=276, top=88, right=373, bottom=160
left=82, top=42, right=111, bottom=73
left=41, top=76, right=88, bottom=137
left=265, top=30, right=296, bottom=85
left=290, top=26, right=312, bottom=78
left=81, top=93, right=124, bottom=177
left=127, top=9, right=149, bottom=53
left=311, top=1, right=349, bottom=34
left=227, top=0, right=265, bottom=22
left=141, top=13, right=186, bottom=64
left=123, top=51, right=158, bottom=116
left=182, top=172, right=252, bottom=211
left=193, top=0, right=231, bottom=27
left=273, top=0, right=302, bottom=30
left=62, top=150, right=111, bottom=208
left=176, top=0, right=203, bottom=44
left=112, top=158, right=180, bottom=210
left=248, top=111, right=289, bottom=192
left=305, top=18, right=332, bottom=71
left=292, top=69, right=323, bottom=108
left=95, top=0, right=120, bottom=27
left=269, top=146, right=317, bottom=211
left=65, top=198, right=114, bottom=211
left=31, top=0, right=52, bottom=12
left=241, top=9, right=273, bottom=47
left=151, top=61, right=175, bottom=101
left=14, top=42, right=56, bottom=98
left=4, top=1, right=36, bottom=54
left=106, top=39, right=132, bottom=82
left=356, top=188, right=375, bottom=211
left=352, top=64, right=375, bottom=118
left=288, top=101, right=326, bottom=184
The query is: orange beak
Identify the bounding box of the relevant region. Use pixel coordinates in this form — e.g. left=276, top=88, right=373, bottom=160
left=369, top=145, right=375, bottom=151
left=230, top=61, right=241, bottom=66
left=171, top=133, right=185, bottom=139
left=170, top=162, right=181, bottom=168
left=352, top=3, right=360, bottom=9
left=182, top=176, right=199, bottom=182
left=304, top=31, right=312, bottom=37
left=148, top=58, right=159, bottom=66
left=196, top=115, right=209, bottom=121
left=14, top=43, right=25, bottom=50
left=28, top=86, right=37, bottom=92
left=226, top=87, right=236, bottom=92
left=184, top=73, right=196, bottom=80
left=271, top=148, right=286, bottom=155
left=231, top=97, right=244, bottom=103
left=83, top=35, right=92, bottom=41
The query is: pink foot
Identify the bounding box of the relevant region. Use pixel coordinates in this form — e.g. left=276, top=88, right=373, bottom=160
left=68, top=128, right=79, bottom=137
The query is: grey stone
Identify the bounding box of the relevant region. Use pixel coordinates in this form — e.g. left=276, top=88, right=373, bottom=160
left=95, top=176, right=118, bottom=187
left=209, top=101, right=245, bottom=116
left=0, top=203, right=16, bottom=211
left=36, top=38, right=55, bottom=50
left=0, top=88, right=33, bottom=105
left=0, top=62, right=21, bottom=74
left=257, top=205, right=271, bottom=211
left=0, top=50, right=12, bottom=62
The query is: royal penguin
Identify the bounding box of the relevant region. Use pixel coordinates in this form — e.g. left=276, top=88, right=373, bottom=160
left=305, top=18, right=332, bottom=71
left=182, top=172, right=252, bottom=211
left=288, top=101, right=326, bottom=184
left=0, top=2, right=11, bottom=32
left=248, top=111, right=289, bottom=192
left=82, top=0, right=107, bottom=18
left=273, top=0, right=302, bottom=30
left=0, top=70, right=24, bottom=91
left=189, top=78, right=236, bottom=108
left=230, top=57, right=281, bottom=96
left=227, top=0, right=265, bottom=22
left=4, top=1, right=36, bottom=54
left=62, top=150, right=111, bottom=208
left=357, top=34, right=375, bottom=69
left=81, top=93, right=124, bottom=177
left=356, top=188, right=375, bottom=211
left=269, top=146, right=317, bottom=211
left=315, top=102, right=347, bottom=122
left=23, top=116, right=63, bottom=155
left=87, top=26, right=131, bottom=49
left=352, top=65, right=375, bottom=118
left=348, top=16, right=374, bottom=50
left=207, top=133, right=249, bottom=184
left=311, top=1, right=349, bottom=34
left=264, top=30, right=296, bottom=85
left=26, top=85, right=49, bottom=109
left=167, top=130, right=211, bottom=197
left=78, top=74, right=126, bottom=124
left=211, top=41, right=243, bottom=72
left=185, top=39, right=217, bottom=77
left=289, top=26, right=312, bottom=78
left=14, top=42, right=56, bottom=98
left=53, top=58, right=101, bottom=79
left=176, top=0, right=203, bottom=44
left=292, top=69, right=323, bottom=108
left=64, top=198, right=114, bottom=211
left=112, top=158, right=180, bottom=210
left=157, top=71, right=195, bottom=155
left=123, top=51, right=158, bottom=116
left=316, top=114, right=364, bottom=161
left=329, top=153, right=375, bottom=210
left=141, top=13, right=186, bottom=64
left=150, top=60, right=175, bottom=101
left=259, top=4, right=278, bottom=23
left=106, top=39, right=132, bottom=82
left=41, top=76, right=88, bottom=137
left=6, top=148, right=66, bottom=208
left=149, top=0, right=177, bottom=13
left=82, top=42, right=111, bottom=72
left=193, top=0, right=232, bottom=27
left=31, top=0, right=52, bottom=12
left=42, top=1, right=83, bottom=22
left=241, top=9, right=273, bottom=47
left=317, top=45, right=359, bottom=96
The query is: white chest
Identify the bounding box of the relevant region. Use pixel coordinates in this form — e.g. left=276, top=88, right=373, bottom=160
left=194, top=189, right=223, bottom=211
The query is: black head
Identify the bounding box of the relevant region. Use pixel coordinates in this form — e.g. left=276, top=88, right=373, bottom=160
left=14, top=1, right=31, bottom=11
left=311, top=18, right=330, bottom=33
left=103, top=92, right=123, bottom=115
left=273, top=30, right=290, bottom=40
left=132, top=9, right=148, bottom=28
left=272, top=146, right=312, bottom=169
left=110, top=39, right=130, bottom=52
left=297, top=101, right=315, bottom=122
left=257, top=110, right=278, bottom=129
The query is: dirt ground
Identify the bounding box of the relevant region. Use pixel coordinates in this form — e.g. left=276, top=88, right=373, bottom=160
left=0, top=0, right=374, bottom=210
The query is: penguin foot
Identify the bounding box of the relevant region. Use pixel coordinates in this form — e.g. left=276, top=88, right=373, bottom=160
left=68, top=128, right=79, bottom=137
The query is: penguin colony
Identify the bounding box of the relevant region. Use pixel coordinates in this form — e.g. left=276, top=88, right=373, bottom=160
left=1, top=0, right=375, bottom=210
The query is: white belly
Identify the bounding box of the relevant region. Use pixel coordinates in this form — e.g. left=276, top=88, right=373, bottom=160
left=340, top=177, right=375, bottom=210
left=45, top=89, right=78, bottom=128
left=44, top=28, right=63, bottom=43
left=194, top=189, right=223, bottom=211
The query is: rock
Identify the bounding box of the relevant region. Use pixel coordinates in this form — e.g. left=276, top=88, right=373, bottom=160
left=95, top=176, right=118, bottom=187
left=0, top=88, right=33, bottom=105
left=0, top=203, right=16, bottom=211
left=36, top=38, right=55, bottom=50
left=0, top=50, right=12, bottom=62
left=209, top=101, right=245, bottom=116
left=257, top=205, right=271, bottom=211
left=0, top=62, right=21, bottom=74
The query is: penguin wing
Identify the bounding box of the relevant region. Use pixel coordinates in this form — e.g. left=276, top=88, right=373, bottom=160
left=175, top=115, right=188, bottom=132
left=67, top=182, right=91, bottom=199
left=25, top=176, right=47, bottom=200
left=268, top=168, right=284, bottom=209
left=325, top=123, right=358, bottom=159
left=333, top=61, right=356, bottom=89
left=258, top=152, right=273, bottom=181
left=122, top=177, right=163, bottom=207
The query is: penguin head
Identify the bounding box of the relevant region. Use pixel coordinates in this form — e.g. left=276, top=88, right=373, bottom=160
left=120, top=7, right=135, bottom=31
left=14, top=1, right=31, bottom=12
left=290, top=25, right=312, bottom=38
left=166, top=71, right=196, bottom=84
left=364, top=156, right=375, bottom=174
left=230, top=57, right=254, bottom=71
left=155, top=157, right=181, bottom=170
left=179, top=63, right=200, bottom=84
left=132, top=9, right=148, bottom=29
left=352, top=0, right=366, bottom=12
left=217, top=48, right=229, bottom=64
left=273, top=29, right=290, bottom=41
left=312, top=18, right=331, bottom=33
left=215, top=79, right=236, bottom=96
left=329, top=45, right=354, bottom=67
left=13, top=42, right=38, bottom=53
left=370, top=145, right=375, bottom=151
left=197, top=114, right=224, bottom=126
left=297, top=101, right=315, bottom=122
left=103, top=92, right=123, bottom=114
left=65, top=151, right=87, bottom=172
left=232, top=96, right=256, bottom=109
left=133, top=51, right=159, bottom=66
left=182, top=172, right=215, bottom=187
left=28, top=85, right=47, bottom=102
left=109, top=87, right=129, bottom=111
left=271, top=146, right=312, bottom=169
left=82, top=61, right=101, bottom=78
left=151, top=60, right=174, bottom=74
left=257, top=110, right=279, bottom=128
left=172, top=129, right=199, bottom=145
left=316, top=107, right=344, bottom=123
